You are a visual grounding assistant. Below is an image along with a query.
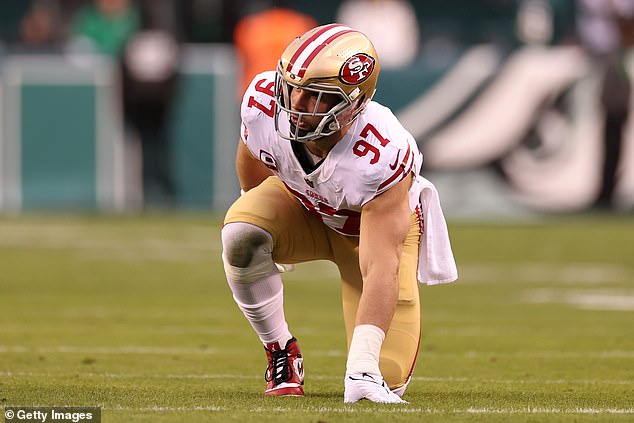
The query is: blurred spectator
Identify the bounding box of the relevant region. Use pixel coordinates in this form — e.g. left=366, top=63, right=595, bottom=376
left=68, top=0, right=141, bottom=58
left=234, top=1, right=318, bottom=96
left=577, top=0, right=634, bottom=209
left=137, top=0, right=184, bottom=41
left=516, top=0, right=554, bottom=45
left=121, top=1, right=181, bottom=207
left=67, top=0, right=180, bottom=207
left=18, top=0, right=63, bottom=51
left=336, top=0, right=420, bottom=69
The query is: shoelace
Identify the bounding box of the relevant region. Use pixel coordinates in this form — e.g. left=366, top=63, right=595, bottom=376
left=265, top=349, right=291, bottom=384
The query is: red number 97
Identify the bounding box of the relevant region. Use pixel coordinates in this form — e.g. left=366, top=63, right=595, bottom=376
left=352, top=140, right=380, bottom=164
left=352, top=123, right=390, bottom=165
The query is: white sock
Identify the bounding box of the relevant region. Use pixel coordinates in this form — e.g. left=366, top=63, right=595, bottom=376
left=345, top=324, right=385, bottom=375
left=227, top=269, right=293, bottom=347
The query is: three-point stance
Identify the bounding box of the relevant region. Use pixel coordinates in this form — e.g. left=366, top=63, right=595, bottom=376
left=221, top=24, right=458, bottom=403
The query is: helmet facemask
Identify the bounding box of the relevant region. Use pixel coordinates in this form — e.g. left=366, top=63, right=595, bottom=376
left=274, top=70, right=362, bottom=143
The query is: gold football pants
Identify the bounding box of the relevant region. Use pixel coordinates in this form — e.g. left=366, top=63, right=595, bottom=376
left=224, top=176, right=421, bottom=389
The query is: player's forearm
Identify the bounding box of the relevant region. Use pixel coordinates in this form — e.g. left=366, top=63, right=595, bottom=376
left=355, top=266, right=400, bottom=332
left=356, top=183, right=410, bottom=331
left=345, top=259, right=400, bottom=379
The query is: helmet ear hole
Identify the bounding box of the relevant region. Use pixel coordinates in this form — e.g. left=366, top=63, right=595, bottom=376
left=354, top=94, right=368, bottom=114
left=334, top=94, right=366, bottom=129
left=354, top=94, right=366, bottom=109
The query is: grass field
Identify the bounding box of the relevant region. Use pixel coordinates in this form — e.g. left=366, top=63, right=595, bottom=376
left=1, top=214, right=633, bottom=422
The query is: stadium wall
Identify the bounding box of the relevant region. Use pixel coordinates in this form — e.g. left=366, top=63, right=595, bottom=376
left=1, top=42, right=633, bottom=216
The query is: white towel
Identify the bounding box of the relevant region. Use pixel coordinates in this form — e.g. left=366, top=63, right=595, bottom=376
left=411, top=176, right=458, bottom=285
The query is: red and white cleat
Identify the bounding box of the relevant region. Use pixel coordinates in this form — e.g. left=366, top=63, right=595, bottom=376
left=264, top=337, right=304, bottom=396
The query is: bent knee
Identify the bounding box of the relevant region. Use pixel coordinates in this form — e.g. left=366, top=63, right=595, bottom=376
left=221, top=222, right=275, bottom=283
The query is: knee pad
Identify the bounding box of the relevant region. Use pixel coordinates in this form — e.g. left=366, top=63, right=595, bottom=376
left=221, top=222, right=276, bottom=283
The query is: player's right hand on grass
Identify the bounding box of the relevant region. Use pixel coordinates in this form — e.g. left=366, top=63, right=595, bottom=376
left=343, top=372, right=407, bottom=404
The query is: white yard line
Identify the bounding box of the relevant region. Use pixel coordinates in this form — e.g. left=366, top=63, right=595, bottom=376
left=1, top=346, right=633, bottom=358
left=102, top=405, right=634, bottom=414
left=524, top=288, right=634, bottom=311
left=460, top=263, right=631, bottom=284
left=3, top=371, right=632, bottom=386
left=0, top=346, right=221, bottom=354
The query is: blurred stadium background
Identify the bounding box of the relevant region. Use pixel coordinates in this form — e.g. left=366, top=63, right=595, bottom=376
left=0, top=0, right=632, bottom=216
left=1, top=1, right=633, bottom=421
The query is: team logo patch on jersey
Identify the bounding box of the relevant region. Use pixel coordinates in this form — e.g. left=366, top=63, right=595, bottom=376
left=339, top=53, right=375, bottom=85
left=259, top=150, right=278, bottom=171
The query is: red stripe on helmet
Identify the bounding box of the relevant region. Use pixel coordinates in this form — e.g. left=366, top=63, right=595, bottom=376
left=296, top=29, right=356, bottom=78
left=285, top=23, right=347, bottom=74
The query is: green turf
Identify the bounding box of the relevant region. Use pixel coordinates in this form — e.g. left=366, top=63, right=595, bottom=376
left=1, top=214, right=633, bottom=422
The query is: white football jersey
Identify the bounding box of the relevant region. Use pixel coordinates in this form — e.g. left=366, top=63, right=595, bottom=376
left=240, top=71, right=423, bottom=237
left=239, top=71, right=457, bottom=285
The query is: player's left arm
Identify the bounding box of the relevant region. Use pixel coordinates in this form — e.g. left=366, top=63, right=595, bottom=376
left=356, top=174, right=413, bottom=331
left=236, top=139, right=274, bottom=191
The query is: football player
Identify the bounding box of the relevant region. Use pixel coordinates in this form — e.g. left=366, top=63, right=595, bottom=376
left=221, top=23, right=458, bottom=403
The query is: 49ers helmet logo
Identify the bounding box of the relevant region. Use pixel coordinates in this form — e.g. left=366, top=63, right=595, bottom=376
left=339, top=53, right=375, bottom=85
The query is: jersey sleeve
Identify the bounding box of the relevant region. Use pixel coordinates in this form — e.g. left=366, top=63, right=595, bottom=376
left=374, top=130, right=422, bottom=197
left=239, top=71, right=278, bottom=151
left=351, top=103, right=423, bottom=206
